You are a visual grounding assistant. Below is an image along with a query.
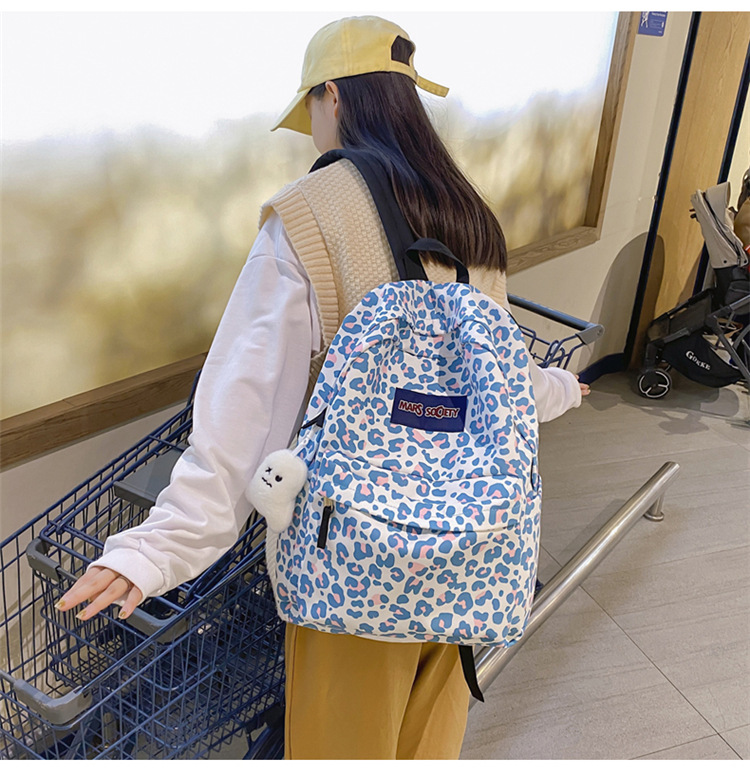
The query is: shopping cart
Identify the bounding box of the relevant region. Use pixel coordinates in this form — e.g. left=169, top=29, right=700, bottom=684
left=507, top=293, right=604, bottom=368
left=1, top=296, right=603, bottom=761
left=1, top=380, right=285, bottom=760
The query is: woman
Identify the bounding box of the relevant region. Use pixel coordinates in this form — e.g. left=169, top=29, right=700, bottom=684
left=58, top=16, right=587, bottom=759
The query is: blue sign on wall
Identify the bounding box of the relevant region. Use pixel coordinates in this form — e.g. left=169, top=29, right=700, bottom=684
left=638, top=12, right=668, bottom=37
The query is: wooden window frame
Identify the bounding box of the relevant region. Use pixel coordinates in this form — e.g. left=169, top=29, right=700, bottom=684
left=0, top=13, right=637, bottom=471
left=508, top=11, right=636, bottom=273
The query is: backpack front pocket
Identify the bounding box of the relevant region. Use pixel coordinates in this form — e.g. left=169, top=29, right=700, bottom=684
left=314, top=450, right=532, bottom=533
left=293, top=451, right=539, bottom=645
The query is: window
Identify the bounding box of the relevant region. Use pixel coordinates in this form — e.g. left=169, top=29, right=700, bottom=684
left=1, top=12, right=629, bottom=451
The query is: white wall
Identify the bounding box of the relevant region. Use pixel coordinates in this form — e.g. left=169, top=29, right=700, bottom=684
left=509, top=13, right=693, bottom=372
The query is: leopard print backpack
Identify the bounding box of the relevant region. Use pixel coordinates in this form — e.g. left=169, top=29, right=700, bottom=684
left=250, top=150, right=541, bottom=701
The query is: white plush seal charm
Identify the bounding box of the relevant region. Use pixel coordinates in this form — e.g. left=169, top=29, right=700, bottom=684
left=247, top=449, right=308, bottom=532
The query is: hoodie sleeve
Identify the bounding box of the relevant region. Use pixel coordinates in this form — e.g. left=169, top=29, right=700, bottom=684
left=528, top=359, right=582, bottom=423
left=89, top=213, right=317, bottom=602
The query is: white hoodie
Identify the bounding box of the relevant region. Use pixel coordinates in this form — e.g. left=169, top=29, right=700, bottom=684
left=91, top=213, right=581, bottom=602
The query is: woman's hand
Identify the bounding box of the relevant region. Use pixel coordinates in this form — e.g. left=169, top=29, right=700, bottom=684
left=55, top=566, right=142, bottom=621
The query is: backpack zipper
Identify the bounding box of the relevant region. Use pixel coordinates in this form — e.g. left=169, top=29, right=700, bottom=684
left=301, top=408, right=327, bottom=430
left=317, top=497, right=334, bottom=549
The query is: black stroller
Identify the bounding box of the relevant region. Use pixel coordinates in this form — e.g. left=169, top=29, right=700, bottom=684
left=637, top=173, right=750, bottom=399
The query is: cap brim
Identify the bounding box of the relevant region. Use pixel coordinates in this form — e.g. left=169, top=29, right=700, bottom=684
left=271, top=90, right=312, bottom=135
left=416, top=75, right=449, bottom=98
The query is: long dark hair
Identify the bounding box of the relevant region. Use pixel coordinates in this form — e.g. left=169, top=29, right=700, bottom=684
left=308, top=38, right=507, bottom=272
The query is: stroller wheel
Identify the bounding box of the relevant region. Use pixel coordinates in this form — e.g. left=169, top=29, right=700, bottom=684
left=637, top=368, right=672, bottom=399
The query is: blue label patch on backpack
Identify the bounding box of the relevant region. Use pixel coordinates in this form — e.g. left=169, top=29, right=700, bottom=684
left=390, top=388, right=467, bottom=432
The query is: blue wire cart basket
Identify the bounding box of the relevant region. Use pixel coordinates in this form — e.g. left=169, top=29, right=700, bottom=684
left=507, top=294, right=604, bottom=369
left=1, top=389, right=285, bottom=760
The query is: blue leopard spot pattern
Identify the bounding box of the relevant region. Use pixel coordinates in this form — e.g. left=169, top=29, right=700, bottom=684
left=266, top=280, right=541, bottom=647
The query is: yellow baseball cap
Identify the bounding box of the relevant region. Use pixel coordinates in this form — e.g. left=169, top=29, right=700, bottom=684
left=272, top=16, right=449, bottom=135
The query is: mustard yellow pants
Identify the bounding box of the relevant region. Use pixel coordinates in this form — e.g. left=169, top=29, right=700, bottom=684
left=284, top=623, right=470, bottom=759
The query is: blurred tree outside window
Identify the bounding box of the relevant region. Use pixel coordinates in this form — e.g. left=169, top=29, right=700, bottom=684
left=1, top=12, right=620, bottom=419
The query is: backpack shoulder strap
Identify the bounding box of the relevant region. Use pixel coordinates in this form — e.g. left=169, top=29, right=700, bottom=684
left=312, top=149, right=469, bottom=284
left=458, top=645, right=485, bottom=703
left=312, top=149, right=424, bottom=281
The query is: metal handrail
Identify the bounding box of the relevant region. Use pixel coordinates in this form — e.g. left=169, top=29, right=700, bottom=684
left=472, top=461, right=681, bottom=704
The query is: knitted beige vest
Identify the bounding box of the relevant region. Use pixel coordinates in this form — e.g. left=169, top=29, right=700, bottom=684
left=260, top=159, right=508, bottom=394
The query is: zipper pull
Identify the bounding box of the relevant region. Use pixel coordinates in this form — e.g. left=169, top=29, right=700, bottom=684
left=317, top=497, right=334, bottom=550
left=301, top=408, right=327, bottom=430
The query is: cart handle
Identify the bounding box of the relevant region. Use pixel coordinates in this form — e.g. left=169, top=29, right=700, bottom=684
left=507, top=294, right=605, bottom=346
left=25, top=537, right=188, bottom=643
left=0, top=667, right=92, bottom=727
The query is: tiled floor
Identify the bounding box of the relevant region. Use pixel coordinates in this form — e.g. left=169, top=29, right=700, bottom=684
left=460, top=370, right=750, bottom=760
left=215, top=369, right=748, bottom=761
